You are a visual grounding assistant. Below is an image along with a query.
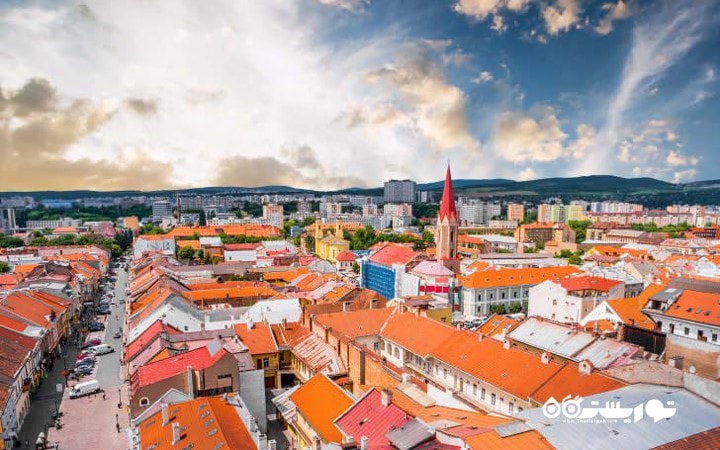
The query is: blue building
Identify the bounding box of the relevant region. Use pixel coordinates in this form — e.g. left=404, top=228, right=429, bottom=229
left=360, top=243, right=419, bottom=300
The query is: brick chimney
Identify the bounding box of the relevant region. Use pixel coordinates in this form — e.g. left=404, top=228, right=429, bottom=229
left=360, top=436, right=369, bottom=450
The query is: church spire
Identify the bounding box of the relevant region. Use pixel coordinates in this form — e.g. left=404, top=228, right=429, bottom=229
left=438, top=164, right=457, bottom=221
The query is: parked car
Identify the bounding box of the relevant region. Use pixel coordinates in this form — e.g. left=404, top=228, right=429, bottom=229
left=81, top=338, right=102, bottom=349
left=69, top=380, right=100, bottom=399
left=96, top=309, right=111, bottom=315
left=88, top=324, right=105, bottom=332
left=88, top=344, right=114, bottom=355
left=113, top=331, right=122, bottom=339
left=75, top=357, right=95, bottom=367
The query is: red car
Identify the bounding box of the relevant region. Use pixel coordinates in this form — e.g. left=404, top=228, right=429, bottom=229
left=81, top=338, right=102, bottom=349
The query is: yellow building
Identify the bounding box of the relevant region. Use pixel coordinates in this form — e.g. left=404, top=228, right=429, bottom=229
left=507, top=203, right=525, bottom=222
left=315, top=222, right=350, bottom=262
left=123, top=216, right=140, bottom=231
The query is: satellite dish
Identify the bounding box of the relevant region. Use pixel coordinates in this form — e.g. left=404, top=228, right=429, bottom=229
left=688, top=365, right=696, bottom=374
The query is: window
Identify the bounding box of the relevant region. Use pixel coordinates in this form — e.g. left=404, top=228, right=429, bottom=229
left=217, top=374, right=231, bottom=380
left=508, top=402, right=514, bottom=414
left=139, top=397, right=150, bottom=407
left=373, top=342, right=379, bottom=351
left=518, top=407, right=523, bottom=412
left=473, top=384, right=477, bottom=395
left=386, top=342, right=391, bottom=353
left=501, top=292, right=506, bottom=299
left=262, top=358, right=269, bottom=368
left=443, top=369, right=447, bottom=380
left=712, top=334, right=718, bottom=343
left=669, top=323, right=674, bottom=333
left=698, top=330, right=704, bottom=339
left=551, top=313, right=556, bottom=320
left=684, top=327, right=690, bottom=336
left=489, top=293, right=494, bottom=300
left=552, top=299, right=557, bottom=306
left=459, top=379, right=463, bottom=393
left=513, top=291, right=518, bottom=298
left=491, top=393, right=496, bottom=406
left=481, top=388, right=486, bottom=400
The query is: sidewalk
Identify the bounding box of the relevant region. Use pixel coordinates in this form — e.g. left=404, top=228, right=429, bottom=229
left=17, top=342, right=78, bottom=449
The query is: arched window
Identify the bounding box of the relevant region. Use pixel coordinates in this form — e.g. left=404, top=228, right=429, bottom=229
left=393, top=347, right=399, bottom=359
left=139, top=397, right=150, bottom=407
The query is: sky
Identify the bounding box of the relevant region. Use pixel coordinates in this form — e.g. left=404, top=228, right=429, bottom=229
left=0, top=0, right=718, bottom=191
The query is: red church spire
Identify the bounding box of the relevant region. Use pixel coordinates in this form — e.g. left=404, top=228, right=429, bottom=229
left=438, top=164, right=457, bottom=221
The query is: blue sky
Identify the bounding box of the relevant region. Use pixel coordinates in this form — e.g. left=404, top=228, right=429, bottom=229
left=0, top=0, right=718, bottom=190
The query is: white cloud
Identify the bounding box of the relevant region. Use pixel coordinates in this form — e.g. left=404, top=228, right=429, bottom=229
left=666, top=150, right=698, bottom=167
left=519, top=167, right=537, bottom=180
left=574, top=2, right=713, bottom=179
left=673, top=169, right=697, bottom=183
left=596, top=1, right=635, bottom=35
left=317, top=0, right=368, bottom=11
left=493, top=107, right=568, bottom=162
left=542, top=0, right=581, bottom=36
left=472, top=71, right=494, bottom=83
left=0, top=1, right=490, bottom=189
left=566, top=124, right=596, bottom=159
left=490, top=14, right=507, bottom=33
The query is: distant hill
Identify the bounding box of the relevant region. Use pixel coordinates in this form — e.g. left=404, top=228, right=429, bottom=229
left=2, top=175, right=719, bottom=206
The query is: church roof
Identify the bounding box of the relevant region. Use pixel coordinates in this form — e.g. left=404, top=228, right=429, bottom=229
left=438, top=165, right=457, bottom=221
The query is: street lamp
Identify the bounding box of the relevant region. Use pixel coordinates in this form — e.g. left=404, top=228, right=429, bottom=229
left=117, top=388, right=122, bottom=408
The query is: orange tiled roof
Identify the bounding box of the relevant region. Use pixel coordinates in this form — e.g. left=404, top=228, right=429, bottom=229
left=177, top=240, right=201, bottom=250
left=381, top=312, right=457, bottom=358
left=558, top=276, right=622, bottom=293
left=184, top=285, right=281, bottom=302
left=53, top=226, right=78, bottom=233
left=263, top=268, right=309, bottom=283
left=459, top=266, right=580, bottom=289
left=476, top=314, right=519, bottom=337
left=135, top=234, right=174, bottom=241
left=464, top=429, right=556, bottom=450
left=605, top=297, right=655, bottom=330
left=13, top=264, right=39, bottom=276
left=320, top=285, right=355, bottom=303
left=233, top=322, right=278, bottom=355
left=314, top=308, right=394, bottom=340
left=335, top=250, right=356, bottom=262
left=369, top=243, right=418, bottom=267
left=289, top=374, right=354, bottom=443
left=137, top=396, right=255, bottom=449
left=664, top=290, right=720, bottom=326
left=529, top=363, right=626, bottom=404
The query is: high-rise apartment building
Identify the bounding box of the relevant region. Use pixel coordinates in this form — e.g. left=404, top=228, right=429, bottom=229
left=384, top=179, right=416, bottom=203
left=152, top=200, right=172, bottom=221
left=507, top=203, right=525, bottom=222
left=263, top=203, right=284, bottom=228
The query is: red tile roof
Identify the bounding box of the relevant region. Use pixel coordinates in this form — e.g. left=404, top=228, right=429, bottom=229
left=529, top=363, right=626, bottom=404
left=335, top=250, right=357, bottom=262
left=369, top=243, right=418, bottom=267
left=335, top=388, right=411, bottom=448
left=224, top=243, right=262, bottom=251
left=125, top=320, right=181, bottom=361
left=650, top=426, right=720, bottom=450
left=460, top=266, right=580, bottom=289
left=289, top=374, right=354, bottom=443
left=133, top=345, right=229, bottom=390
left=233, top=322, right=278, bottom=355
left=138, top=396, right=256, bottom=450
left=380, top=312, right=457, bottom=358
left=664, top=290, right=720, bottom=326
left=558, top=276, right=622, bottom=293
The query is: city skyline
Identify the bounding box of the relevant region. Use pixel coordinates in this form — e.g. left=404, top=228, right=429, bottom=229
left=1, top=0, right=718, bottom=191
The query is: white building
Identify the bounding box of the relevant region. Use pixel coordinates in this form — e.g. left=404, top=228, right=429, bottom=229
left=133, top=235, right=176, bottom=259
left=528, top=276, right=625, bottom=324
left=384, top=179, right=416, bottom=203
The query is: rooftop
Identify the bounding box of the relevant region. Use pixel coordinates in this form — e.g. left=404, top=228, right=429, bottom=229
left=289, top=374, right=354, bottom=443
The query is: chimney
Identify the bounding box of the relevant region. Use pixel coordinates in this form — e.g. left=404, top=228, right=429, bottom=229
left=477, top=333, right=483, bottom=342
left=401, top=373, right=411, bottom=383
left=370, top=299, right=377, bottom=309
left=247, top=316, right=254, bottom=330
left=313, top=435, right=322, bottom=450
left=360, top=436, right=369, bottom=450
left=171, top=422, right=181, bottom=445
left=579, top=360, right=593, bottom=375
left=161, top=402, right=169, bottom=426
left=343, top=301, right=350, bottom=312
left=268, top=440, right=277, bottom=450
left=200, top=322, right=205, bottom=331
left=381, top=389, right=393, bottom=407
left=186, top=366, right=194, bottom=399
left=257, top=433, right=268, bottom=449
left=503, top=339, right=510, bottom=350
left=282, top=318, right=287, bottom=330
left=540, top=352, right=550, bottom=365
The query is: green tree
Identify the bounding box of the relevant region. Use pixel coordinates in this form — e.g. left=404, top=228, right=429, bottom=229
left=0, top=261, right=10, bottom=273
left=177, top=245, right=196, bottom=261
left=351, top=261, right=360, bottom=274
left=508, top=301, right=523, bottom=314
left=300, top=216, right=316, bottom=227
left=199, top=210, right=207, bottom=226
left=489, top=304, right=507, bottom=315
left=0, top=235, right=24, bottom=248
left=568, top=220, right=591, bottom=243
left=568, top=254, right=583, bottom=265
left=556, top=249, right=574, bottom=258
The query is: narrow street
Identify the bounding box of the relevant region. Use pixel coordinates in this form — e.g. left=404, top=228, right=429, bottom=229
left=17, top=264, right=131, bottom=450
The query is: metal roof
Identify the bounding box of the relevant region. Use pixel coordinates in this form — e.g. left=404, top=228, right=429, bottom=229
left=517, top=384, right=720, bottom=450
left=385, top=418, right=435, bottom=450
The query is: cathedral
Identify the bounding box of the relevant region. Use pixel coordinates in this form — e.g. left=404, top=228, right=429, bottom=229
left=434, top=165, right=460, bottom=273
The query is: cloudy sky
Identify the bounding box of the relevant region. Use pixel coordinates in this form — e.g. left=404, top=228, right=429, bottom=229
left=1, top=0, right=718, bottom=191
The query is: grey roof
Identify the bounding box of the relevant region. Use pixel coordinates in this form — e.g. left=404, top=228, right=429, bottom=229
left=516, top=384, right=720, bottom=450
left=271, top=385, right=300, bottom=422
left=668, top=277, right=720, bottom=294
left=494, top=421, right=532, bottom=437
left=649, top=288, right=683, bottom=303
left=385, top=418, right=435, bottom=450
